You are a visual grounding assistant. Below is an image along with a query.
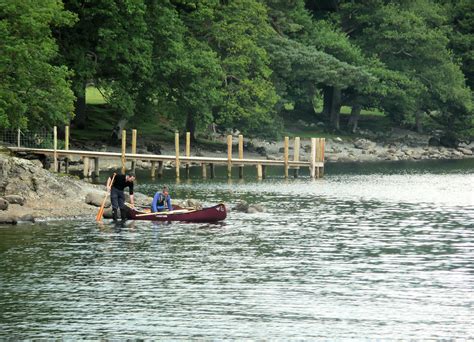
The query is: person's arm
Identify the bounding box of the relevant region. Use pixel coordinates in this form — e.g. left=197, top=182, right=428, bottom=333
left=106, top=175, right=114, bottom=192
left=166, top=195, right=172, bottom=211
left=129, top=194, right=134, bottom=207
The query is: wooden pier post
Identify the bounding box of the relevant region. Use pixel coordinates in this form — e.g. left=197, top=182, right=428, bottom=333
left=227, top=135, right=232, bottom=178
left=262, top=165, right=267, bottom=179
left=293, top=136, right=300, bottom=178
left=83, top=157, right=90, bottom=178
left=210, top=163, right=215, bottom=179
left=121, top=129, right=126, bottom=174
left=256, top=164, right=262, bottom=179
left=93, top=157, right=100, bottom=178
left=310, top=138, right=316, bottom=179
left=65, top=125, right=69, bottom=174
left=175, top=131, right=180, bottom=178
left=238, top=134, right=244, bottom=179
left=284, top=136, right=289, bottom=178
left=320, top=138, right=325, bottom=177
left=158, top=160, right=163, bottom=178
left=53, top=126, right=58, bottom=172
left=201, top=163, right=207, bottom=178
left=186, top=132, right=191, bottom=178
left=131, top=129, right=137, bottom=173
left=17, top=128, right=21, bottom=147
left=151, top=161, right=156, bottom=178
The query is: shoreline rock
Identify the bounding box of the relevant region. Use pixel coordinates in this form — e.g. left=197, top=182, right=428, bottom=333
left=0, top=153, right=154, bottom=224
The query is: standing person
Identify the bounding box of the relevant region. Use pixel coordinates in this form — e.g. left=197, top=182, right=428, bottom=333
left=107, top=172, right=136, bottom=221
left=151, top=186, right=173, bottom=212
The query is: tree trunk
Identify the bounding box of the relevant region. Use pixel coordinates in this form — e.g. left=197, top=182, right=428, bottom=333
left=73, top=88, right=87, bottom=129
left=322, top=86, right=333, bottom=119
left=348, top=104, right=362, bottom=133
left=322, top=86, right=342, bottom=129
left=415, top=111, right=423, bottom=133
left=186, top=112, right=197, bottom=142
left=329, top=87, right=341, bottom=130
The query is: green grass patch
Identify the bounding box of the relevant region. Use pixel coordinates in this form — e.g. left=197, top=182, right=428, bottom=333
left=283, top=108, right=391, bottom=139
left=71, top=104, right=176, bottom=143
left=86, top=86, right=107, bottom=105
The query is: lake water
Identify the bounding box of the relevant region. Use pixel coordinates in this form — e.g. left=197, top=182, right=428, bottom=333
left=1, top=160, right=473, bottom=339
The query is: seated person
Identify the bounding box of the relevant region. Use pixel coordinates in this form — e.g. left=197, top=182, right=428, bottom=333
left=151, top=186, right=173, bottom=212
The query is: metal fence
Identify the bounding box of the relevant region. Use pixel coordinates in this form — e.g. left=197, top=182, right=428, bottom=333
left=0, top=129, right=57, bottom=149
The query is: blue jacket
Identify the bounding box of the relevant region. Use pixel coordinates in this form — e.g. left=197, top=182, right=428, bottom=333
left=151, top=192, right=172, bottom=212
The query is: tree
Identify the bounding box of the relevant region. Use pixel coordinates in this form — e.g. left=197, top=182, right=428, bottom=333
left=56, top=0, right=152, bottom=134
left=0, top=0, right=75, bottom=129
left=338, top=0, right=473, bottom=135
left=265, top=0, right=374, bottom=129
left=179, top=0, right=280, bottom=136
left=444, top=0, right=474, bottom=90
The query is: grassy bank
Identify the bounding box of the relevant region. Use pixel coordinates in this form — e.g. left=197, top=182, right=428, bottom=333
left=81, top=86, right=392, bottom=144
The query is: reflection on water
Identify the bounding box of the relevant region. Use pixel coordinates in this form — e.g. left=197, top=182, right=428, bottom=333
left=0, top=160, right=473, bottom=339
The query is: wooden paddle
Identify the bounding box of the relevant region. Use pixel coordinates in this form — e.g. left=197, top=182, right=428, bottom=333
left=95, top=173, right=116, bottom=222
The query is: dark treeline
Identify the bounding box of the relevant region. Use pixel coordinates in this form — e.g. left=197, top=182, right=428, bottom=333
left=1, top=0, right=472, bottom=140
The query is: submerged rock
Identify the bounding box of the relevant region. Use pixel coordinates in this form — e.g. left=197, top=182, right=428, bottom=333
left=233, top=201, right=249, bottom=212
left=248, top=204, right=265, bottom=213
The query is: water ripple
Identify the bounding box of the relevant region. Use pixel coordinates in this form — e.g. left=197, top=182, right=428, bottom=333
left=1, top=171, right=473, bottom=339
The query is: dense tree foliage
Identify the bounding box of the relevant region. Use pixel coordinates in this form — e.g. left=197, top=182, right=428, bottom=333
left=0, top=0, right=472, bottom=139
left=0, top=0, right=75, bottom=129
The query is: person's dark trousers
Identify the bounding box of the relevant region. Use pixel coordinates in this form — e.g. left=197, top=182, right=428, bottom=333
left=120, top=208, right=128, bottom=221
left=111, top=187, right=125, bottom=221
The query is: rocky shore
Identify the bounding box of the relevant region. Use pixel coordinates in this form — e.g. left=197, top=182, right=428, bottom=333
left=0, top=152, right=154, bottom=224
left=243, top=128, right=474, bottom=164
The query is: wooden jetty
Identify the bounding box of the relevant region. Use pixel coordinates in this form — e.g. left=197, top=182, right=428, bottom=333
left=7, top=126, right=325, bottom=179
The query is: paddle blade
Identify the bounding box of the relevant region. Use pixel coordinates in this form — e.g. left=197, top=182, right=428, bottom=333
left=95, top=206, right=104, bottom=221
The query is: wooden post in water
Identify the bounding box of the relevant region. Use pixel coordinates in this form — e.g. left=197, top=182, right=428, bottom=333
left=158, top=161, right=163, bottom=178
left=238, top=134, right=244, bottom=179
left=310, top=138, right=316, bottom=179
left=151, top=161, right=156, bottom=178
left=53, top=126, right=58, bottom=172
left=227, top=135, right=232, bottom=178
left=17, top=128, right=21, bottom=147
left=315, top=138, right=325, bottom=179
left=284, top=136, right=289, bottom=178
left=262, top=165, right=267, bottom=179
left=65, top=125, right=69, bottom=174
left=201, top=163, right=207, bottom=178
left=210, top=163, right=215, bottom=179
left=186, top=132, right=191, bottom=178
left=121, top=129, right=126, bottom=174
left=256, top=164, right=262, bottom=179
left=175, top=131, right=180, bottom=178
left=131, top=129, right=137, bottom=173
left=319, top=138, right=326, bottom=177
left=293, top=136, right=300, bottom=178
left=83, top=157, right=90, bottom=178
left=93, top=157, right=100, bottom=178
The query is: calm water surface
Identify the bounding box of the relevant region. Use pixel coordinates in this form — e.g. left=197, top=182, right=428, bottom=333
left=1, top=160, right=473, bottom=339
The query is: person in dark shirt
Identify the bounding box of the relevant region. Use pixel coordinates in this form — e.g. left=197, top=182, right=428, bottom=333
left=151, top=186, right=172, bottom=212
left=107, top=172, right=135, bottom=221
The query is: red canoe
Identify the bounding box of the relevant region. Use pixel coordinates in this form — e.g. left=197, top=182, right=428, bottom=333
left=126, top=203, right=227, bottom=223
